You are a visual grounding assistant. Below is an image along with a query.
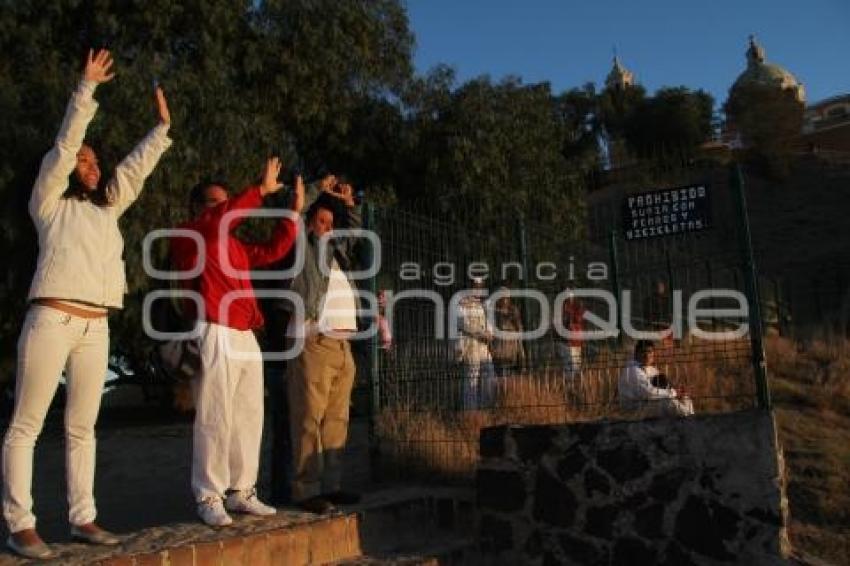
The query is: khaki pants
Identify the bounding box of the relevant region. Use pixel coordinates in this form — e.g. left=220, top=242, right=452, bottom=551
left=3, top=306, right=109, bottom=533
left=287, top=334, right=355, bottom=501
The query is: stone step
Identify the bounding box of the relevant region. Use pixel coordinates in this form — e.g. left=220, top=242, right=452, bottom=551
left=353, top=486, right=476, bottom=556
left=4, top=511, right=362, bottom=566
left=334, top=535, right=478, bottom=566
left=334, top=557, right=438, bottom=566
left=343, top=487, right=480, bottom=566
left=2, top=487, right=477, bottom=566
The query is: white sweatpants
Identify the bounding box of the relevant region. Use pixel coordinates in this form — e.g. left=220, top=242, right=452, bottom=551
left=3, top=305, right=109, bottom=533
left=557, top=343, right=582, bottom=378
left=191, top=322, right=264, bottom=503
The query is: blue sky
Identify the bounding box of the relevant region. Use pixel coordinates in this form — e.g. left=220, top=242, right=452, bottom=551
left=406, top=0, right=850, bottom=106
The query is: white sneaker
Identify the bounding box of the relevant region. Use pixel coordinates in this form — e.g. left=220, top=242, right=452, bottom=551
left=225, top=489, right=277, bottom=516
left=197, top=497, right=233, bottom=527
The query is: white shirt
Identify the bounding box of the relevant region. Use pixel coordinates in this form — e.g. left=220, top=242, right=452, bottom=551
left=618, top=360, right=678, bottom=406
left=453, top=296, right=492, bottom=363
left=287, top=258, right=358, bottom=338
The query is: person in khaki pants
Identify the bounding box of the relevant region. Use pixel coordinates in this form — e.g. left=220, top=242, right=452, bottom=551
left=282, top=176, right=363, bottom=514
left=288, top=333, right=357, bottom=511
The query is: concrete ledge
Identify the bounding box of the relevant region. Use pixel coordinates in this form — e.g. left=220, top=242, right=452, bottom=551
left=1, top=487, right=480, bottom=565
left=7, top=511, right=361, bottom=566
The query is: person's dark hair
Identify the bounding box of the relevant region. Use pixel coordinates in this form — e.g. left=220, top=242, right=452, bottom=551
left=305, top=199, right=337, bottom=224
left=62, top=170, right=112, bottom=207
left=188, top=179, right=231, bottom=213
left=635, top=340, right=655, bottom=357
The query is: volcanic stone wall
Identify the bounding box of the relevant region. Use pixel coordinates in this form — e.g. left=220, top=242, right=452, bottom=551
left=477, top=410, right=790, bottom=565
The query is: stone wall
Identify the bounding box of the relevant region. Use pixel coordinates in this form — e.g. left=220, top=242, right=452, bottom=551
left=477, top=410, right=790, bottom=565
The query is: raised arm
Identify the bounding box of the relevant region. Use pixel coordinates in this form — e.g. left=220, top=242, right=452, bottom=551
left=109, top=86, right=173, bottom=216
left=324, top=181, right=363, bottom=263
left=244, top=217, right=299, bottom=268
left=304, top=174, right=337, bottom=210
left=243, top=172, right=305, bottom=267
left=30, top=49, right=113, bottom=221
left=193, top=158, right=288, bottom=235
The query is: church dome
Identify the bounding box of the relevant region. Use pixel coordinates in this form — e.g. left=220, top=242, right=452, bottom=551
left=731, top=35, right=805, bottom=103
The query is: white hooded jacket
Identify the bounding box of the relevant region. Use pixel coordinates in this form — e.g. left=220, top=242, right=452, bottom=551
left=453, top=295, right=493, bottom=365
left=27, top=79, right=172, bottom=308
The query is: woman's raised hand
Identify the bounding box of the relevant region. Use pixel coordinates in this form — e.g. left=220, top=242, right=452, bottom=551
left=155, top=86, right=171, bottom=125
left=83, top=49, right=115, bottom=84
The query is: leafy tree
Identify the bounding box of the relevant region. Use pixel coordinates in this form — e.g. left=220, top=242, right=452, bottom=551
left=396, top=75, right=587, bottom=236
left=0, top=0, right=415, bottom=374
left=555, top=83, right=601, bottom=166
left=623, top=87, right=714, bottom=157
left=597, top=82, right=646, bottom=140
left=253, top=0, right=414, bottom=176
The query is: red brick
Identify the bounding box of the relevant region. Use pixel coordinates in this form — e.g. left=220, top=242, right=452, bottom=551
left=307, top=520, right=335, bottom=564
left=267, top=528, right=309, bottom=565
left=243, top=533, right=270, bottom=566
left=134, top=552, right=165, bottom=566
left=309, top=517, right=355, bottom=563
left=96, top=556, right=135, bottom=566
left=345, top=515, right=362, bottom=557
left=221, top=536, right=244, bottom=566
left=334, top=515, right=361, bottom=561
left=194, top=540, right=223, bottom=566
left=167, top=545, right=195, bottom=566
left=327, top=515, right=358, bottom=560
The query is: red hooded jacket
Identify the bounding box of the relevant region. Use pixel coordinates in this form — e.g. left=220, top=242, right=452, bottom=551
left=170, top=185, right=298, bottom=330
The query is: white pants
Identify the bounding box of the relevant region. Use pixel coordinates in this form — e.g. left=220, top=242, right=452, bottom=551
left=3, top=306, right=109, bottom=533
left=461, top=358, right=495, bottom=410
left=191, top=322, right=264, bottom=503
left=557, top=343, right=582, bottom=378
left=622, top=396, right=695, bottom=418
left=662, top=396, right=695, bottom=417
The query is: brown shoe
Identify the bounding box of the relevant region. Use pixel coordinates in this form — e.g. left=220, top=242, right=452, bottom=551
left=71, top=523, right=121, bottom=546
left=7, top=529, right=55, bottom=560
left=297, top=496, right=336, bottom=515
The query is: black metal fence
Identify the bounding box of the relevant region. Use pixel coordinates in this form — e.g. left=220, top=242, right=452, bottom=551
left=361, top=164, right=767, bottom=482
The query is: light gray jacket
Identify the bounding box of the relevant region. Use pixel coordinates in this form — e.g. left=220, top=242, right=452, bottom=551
left=27, top=79, right=172, bottom=308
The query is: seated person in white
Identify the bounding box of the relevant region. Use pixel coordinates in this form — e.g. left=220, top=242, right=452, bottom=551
left=618, top=340, right=694, bottom=417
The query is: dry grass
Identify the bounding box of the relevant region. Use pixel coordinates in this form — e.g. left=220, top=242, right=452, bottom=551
left=375, top=334, right=850, bottom=562
left=767, top=335, right=850, bottom=565
left=767, top=335, right=850, bottom=415
left=376, top=337, right=759, bottom=480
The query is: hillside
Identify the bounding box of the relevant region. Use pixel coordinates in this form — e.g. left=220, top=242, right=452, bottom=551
left=767, top=336, right=850, bottom=565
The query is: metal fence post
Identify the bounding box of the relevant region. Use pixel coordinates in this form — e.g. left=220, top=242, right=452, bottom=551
left=608, top=230, right=622, bottom=345
left=517, top=217, right=532, bottom=337
left=706, top=259, right=717, bottom=332
left=665, top=247, right=675, bottom=313
left=731, top=164, right=771, bottom=410
left=363, top=202, right=381, bottom=439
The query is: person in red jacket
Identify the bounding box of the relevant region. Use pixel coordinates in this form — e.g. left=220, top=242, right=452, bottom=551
left=558, top=291, right=586, bottom=379
left=170, top=157, right=304, bottom=526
